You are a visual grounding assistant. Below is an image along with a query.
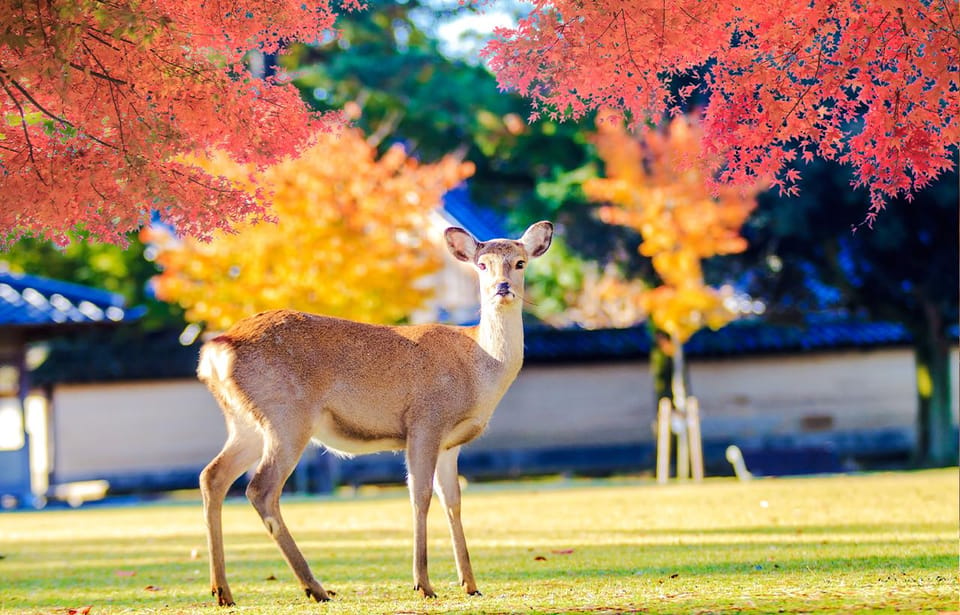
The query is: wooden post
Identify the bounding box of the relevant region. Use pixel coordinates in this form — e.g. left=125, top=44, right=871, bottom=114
left=674, top=411, right=689, bottom=481
left=656, top=397, right=672, bottom=484
left=687, top=396, right=704, bottom=482
left=669, top=334, right=689, bottom=480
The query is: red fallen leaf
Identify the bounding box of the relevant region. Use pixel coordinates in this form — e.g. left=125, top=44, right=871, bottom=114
left=114, top=570, right=136, bottom=577
left=550, top=549, right=574, bottom=555
left=68, top=607, right=92, bottom=615
left=143, top=585, right=161, bottom=592
left=533, top=556, right=547, bottom=561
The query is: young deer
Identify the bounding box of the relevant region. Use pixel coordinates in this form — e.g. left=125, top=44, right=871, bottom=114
left=197, top=221, right=553, bottom=606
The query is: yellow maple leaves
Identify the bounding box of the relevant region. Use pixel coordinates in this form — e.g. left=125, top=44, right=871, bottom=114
left=147, top=126, right=473, bottom=331
left=584, top=112, right=760, bottom=343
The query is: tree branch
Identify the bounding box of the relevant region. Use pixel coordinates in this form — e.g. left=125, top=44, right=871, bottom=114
left=0, top=76, right=45, bottom=183
left=81, top=39, right=128, bottom=149
left=0, top=69, right=119, bottom=151
left=68, top=60, right=129, bottom=86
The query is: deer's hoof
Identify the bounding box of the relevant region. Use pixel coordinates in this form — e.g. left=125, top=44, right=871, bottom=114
left=468, top=589, right=482, bottom=596
left=414, top=584, right=438, bottom=599
left=212, top=586, right=235, bottom=607
left=305, top=587, right=332, bottom=602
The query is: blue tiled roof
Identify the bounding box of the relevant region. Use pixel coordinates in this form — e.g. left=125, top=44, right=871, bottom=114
left=0, top=270, right=144, bottom=329
left=523, top=318, right=920, bottom=362
left=32, top=317, right=933, bottom=384
left=440, top=184, right=510, bottom=240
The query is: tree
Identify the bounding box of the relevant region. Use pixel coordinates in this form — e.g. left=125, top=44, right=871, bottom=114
left=482, top=0, right=959, bottom=219
left=1, top=0, right=356, bottom=246
left=146, top=122, right=473, bottom=331
left=276, top=0, right=593, bottom=217
left=741, top=163, right=959, bottom=466
left=583, top=112, right=760, bottom=406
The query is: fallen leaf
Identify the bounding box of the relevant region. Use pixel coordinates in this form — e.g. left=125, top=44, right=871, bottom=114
left=534, top=556, right=547, bottom=561
left=550, top=549, right=574, bottom=555
left=68, top=607, right=92, bottom=615
left=265, top=574, right=277, bottom=581
left=670, top=573, right=679, bottom=579
left=114, top=570, right=136, bottom=577
left=143, top=585, right=161, bottom=592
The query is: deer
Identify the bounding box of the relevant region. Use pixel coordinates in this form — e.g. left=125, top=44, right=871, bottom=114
left=197, top=220, right=554, bottom=606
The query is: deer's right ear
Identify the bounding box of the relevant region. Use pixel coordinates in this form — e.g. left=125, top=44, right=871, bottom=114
left=445, top=227, right=479, bottom=263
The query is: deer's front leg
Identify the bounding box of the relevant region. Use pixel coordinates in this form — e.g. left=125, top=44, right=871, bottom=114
left=434, top=446, right=479, bottom=595
left=406, top=431, right=441, bottom=598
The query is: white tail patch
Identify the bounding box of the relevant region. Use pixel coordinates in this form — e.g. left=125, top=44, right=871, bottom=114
left=197, top=341, right=234, bottom=383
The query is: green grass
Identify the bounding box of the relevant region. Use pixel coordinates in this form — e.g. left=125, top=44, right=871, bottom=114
left=1, top=469, right=957, bottom=614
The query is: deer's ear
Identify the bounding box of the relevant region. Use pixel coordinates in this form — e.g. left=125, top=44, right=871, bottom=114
left=520, top=221, right=554, bottom=258
left=445, top=227, right=479, bottom=263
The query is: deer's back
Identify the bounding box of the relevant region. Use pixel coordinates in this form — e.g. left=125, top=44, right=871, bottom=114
left=198, top=310, right=490, bottom=452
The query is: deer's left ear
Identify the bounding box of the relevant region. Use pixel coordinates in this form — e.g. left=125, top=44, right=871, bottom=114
left=520, top=221, right=554, bottom=258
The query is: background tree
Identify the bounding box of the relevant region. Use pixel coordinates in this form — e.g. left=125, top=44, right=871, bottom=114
left=583, top=112, right=760, bottom=403
left=278, top=0, right=592, bottom=216
left=740, top=163, right=959, bottom=466
left=147, top=121, right=473, bottom=331
left=1, top=0, right=355, bottom=245
left=482, top=0, right=959, bottom=218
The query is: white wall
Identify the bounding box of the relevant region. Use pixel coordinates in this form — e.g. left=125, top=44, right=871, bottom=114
left=48, top=347, right=960, bottom=481
left=479, top=347, right=960, bottom=450
left=52, top=380, right=226, bottom=482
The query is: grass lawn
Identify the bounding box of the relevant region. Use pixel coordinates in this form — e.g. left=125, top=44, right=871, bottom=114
left=0, top=468, right=957, bottom=614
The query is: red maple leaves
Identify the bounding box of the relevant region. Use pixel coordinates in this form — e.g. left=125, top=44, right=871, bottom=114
left=482, top=0, right=959, bottom=219
left=1, top=1, right=360, bottom=245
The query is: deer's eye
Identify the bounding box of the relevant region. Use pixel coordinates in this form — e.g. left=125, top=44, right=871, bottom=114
left=477, top=262, right=487, bottom=270
left=516, top=261, right=526, bottom=270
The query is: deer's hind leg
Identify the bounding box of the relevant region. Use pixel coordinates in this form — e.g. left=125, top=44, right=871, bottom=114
left=246, top=422, right=331, bottom=602
left=201, top=417, right=262, bottom=606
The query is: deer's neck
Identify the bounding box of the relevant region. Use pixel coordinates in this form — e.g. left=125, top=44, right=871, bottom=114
left=476, top=303, right=524, bottom=375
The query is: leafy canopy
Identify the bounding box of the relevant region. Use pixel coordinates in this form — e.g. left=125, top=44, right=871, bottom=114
left=147, top=122, right=474, bottom=331
left=0, top=0, right=358, bottom=246
left=482, top=0, right=959, bottom=221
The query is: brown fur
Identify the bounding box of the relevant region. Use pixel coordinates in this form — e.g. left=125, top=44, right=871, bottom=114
left=198, top=221, right=553, bottom=605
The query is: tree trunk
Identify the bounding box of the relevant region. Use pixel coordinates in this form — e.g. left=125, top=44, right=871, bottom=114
left=649, top=326, right=673, bottom=407
left=913, top=311, right=958, bottom=467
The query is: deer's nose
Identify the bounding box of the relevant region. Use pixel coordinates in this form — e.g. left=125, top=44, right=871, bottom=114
left=495, top=281, right=511, bottom=296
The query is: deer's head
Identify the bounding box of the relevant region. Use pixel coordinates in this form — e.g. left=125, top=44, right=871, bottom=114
left=445, top=221, right=553, bottom=308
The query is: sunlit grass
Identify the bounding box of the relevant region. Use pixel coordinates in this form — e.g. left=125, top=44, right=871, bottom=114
left=1, top=469, right=957, bottom=614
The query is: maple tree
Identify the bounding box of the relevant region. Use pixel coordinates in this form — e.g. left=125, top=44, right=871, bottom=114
left=583, top=111, right=760, bottom=415
left=482, top=0, right=959, bottom=221
left=0, top=0, right=358, bottom=246
left=584, top=112, right=759, bottom=344
left=146, top=122, right=474, bottom=331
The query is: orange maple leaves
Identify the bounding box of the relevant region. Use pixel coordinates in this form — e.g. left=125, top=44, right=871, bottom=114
left=146, top=126, right=474, bottom=330
left=483, top=0, right=959, bottom=219
left=585, top=112, right=759, bottom=342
